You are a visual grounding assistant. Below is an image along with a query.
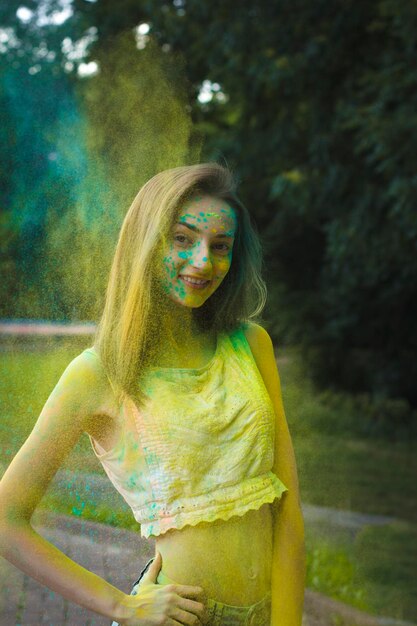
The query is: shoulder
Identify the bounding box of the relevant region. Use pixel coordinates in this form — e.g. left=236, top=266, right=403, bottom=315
left=241, top=321, right=274, bottom=355
left=240, top=322, right=277, bottom=381
left=63, top=347, right=105, bottom=385
left=53, top=347, right=114, bottom=412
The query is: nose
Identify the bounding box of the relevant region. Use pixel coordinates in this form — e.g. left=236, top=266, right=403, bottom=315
left=191, top=241, right=212, bottom=272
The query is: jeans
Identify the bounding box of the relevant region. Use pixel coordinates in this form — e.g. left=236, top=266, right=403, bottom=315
left=111, top=557, right=271, bottom=625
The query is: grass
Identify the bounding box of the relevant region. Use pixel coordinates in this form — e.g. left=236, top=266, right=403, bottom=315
left=353, top=521, right=417, bottom=620
left=1, top=339, right=416, bottom=622
left=303, top=519, right=417, bottom=622
left=278, top=346, right=417, bottom=621
left=36, top=490, right=141, bottom=533
left=279, top=346, right=417, bottom=523
left=0, top=337, right=103, bottom=474
left=305, top=532, right=368, bottom=610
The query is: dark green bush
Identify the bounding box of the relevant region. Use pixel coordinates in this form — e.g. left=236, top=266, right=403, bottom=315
left=317, top=389, right=417, bottom=440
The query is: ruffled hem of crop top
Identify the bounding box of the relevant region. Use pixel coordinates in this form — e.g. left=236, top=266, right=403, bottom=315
left=93, top=436, right=288, bottom=537
left=137, top=472, right=288, bottom=538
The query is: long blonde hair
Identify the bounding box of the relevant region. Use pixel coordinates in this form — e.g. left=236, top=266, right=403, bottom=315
left=94, top=163, right=267, bottom=405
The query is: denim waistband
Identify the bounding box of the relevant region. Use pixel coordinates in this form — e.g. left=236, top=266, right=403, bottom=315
left=156, top=562, right=271, bottom=626
left=112, top=557, right=271, bottom=626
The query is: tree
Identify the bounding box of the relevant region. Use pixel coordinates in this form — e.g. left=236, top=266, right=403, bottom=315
left=2, top=0, right=417, bottom=408
left=72, top=0, right=417, bottom=406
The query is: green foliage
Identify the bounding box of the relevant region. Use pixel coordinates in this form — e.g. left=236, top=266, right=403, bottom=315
left=0, top=39, right=85, bottom=318
left=1, top=0, right=417, bottom=411
left=0, top=21, right=200, bottom=320
left=0, top=338, right=92, bottom=467
left=277, top=350, right=417, bottom=523
left=0, top=211, right=20, bottom=317
left=37, top=492, right=140, bottom=533
left=316, top=389, right=417, bottom=440
left=306, top=541, right=368, bottom=609
left=132, top=0, right=417, bottom=407
left=305, top=520, right=417, bottom=621
left=354, top=521, right=417, bottom=621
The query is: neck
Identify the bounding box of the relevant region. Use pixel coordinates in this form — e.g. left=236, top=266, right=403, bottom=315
left=153, top=293, right=202, bottom=356
left=163, top=306, right=198, bottom=347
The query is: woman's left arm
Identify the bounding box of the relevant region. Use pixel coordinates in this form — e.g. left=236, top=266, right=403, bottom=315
left=244, top=323, right=306, bottom=626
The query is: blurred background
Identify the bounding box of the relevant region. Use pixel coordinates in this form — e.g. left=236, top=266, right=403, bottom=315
left=0, top=1, right=416, bottom=624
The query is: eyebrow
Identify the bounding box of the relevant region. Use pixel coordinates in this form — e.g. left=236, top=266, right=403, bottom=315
left=176, top=221, right=235, bottom=238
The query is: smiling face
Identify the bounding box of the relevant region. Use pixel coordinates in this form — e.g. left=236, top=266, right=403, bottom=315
left=159, top=195, right=237, bottom=308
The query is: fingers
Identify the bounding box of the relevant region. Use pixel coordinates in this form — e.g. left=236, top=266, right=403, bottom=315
left=158, top=583, right=206, bottom=625
left=171, top=606, right=203, bottom=625
left=170, top=583, right=207, bottom=604
left=175, top=596, right=206, bottom=625
left=133, top=575, right=208, bottom=625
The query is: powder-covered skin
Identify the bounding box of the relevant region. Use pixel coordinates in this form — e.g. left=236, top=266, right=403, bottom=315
left=86, top=322, right=285, bottom=605
left=160, top=195, right=237, bottom=308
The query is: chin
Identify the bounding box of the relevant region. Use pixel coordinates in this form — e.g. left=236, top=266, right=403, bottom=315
left=168, top=293, right=210, bottom=309
left=180, top=297, right=208, bottom=309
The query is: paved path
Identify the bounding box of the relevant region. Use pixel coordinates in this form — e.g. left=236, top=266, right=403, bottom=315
left=0, top=320, right=96, bottom=337
left=1, top=510, right=415, bottom=626
left=0, top=512, right=155, bottom=625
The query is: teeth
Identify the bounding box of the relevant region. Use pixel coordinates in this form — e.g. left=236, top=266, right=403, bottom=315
left=181, top=276, right=209, bottom=285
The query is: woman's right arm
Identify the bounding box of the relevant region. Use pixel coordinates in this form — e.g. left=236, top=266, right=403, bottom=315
left=0, top=352, right=207, bottom=625
left=0, top=352, right=132, bottom=621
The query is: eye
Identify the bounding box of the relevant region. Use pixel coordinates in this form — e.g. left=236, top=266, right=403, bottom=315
left=174, top=234, right=192, bottom=245
left=212, top=243, right=231, bottom=252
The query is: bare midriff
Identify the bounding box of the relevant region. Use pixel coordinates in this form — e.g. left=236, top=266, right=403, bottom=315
left=88, top=336, right=275, bottom=606
left=154, top=502, right=273, bottom=606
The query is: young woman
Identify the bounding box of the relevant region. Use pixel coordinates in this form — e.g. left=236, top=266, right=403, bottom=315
left=0, top=163, right=305, bottom=625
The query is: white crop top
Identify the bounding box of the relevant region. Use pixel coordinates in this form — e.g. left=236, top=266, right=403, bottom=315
left=86, top=325, right=288, bottom=538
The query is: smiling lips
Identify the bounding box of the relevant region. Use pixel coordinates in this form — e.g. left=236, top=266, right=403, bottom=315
left=179, top=275, right=211, bottom=289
